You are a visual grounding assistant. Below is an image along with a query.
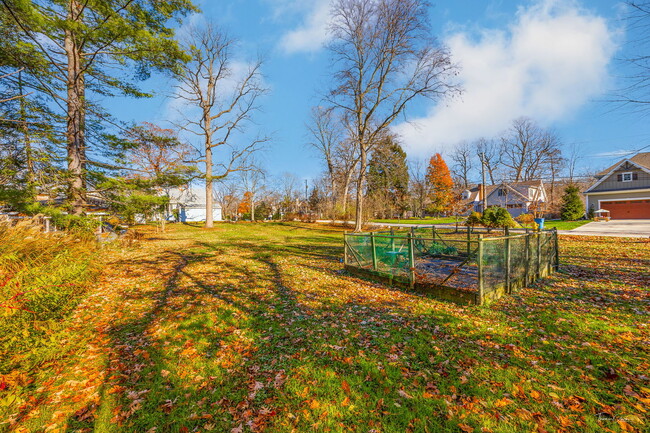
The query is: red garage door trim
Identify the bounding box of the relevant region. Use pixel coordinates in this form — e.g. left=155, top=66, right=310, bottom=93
left=599, top=198, right=650, bottom=219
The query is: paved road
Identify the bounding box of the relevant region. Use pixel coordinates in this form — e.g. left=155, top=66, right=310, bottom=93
left=557, top=219, right=650, bottom=238
left=319, top=219, right=650, bottom=238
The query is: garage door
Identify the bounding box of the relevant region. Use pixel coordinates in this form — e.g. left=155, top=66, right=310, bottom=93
left=600, top=200, right=650, bottom=219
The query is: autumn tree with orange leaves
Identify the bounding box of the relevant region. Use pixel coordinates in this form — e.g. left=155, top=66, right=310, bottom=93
left=426, top=153, right=454, bottom=215
left=238, top=191, right=253, bottom=217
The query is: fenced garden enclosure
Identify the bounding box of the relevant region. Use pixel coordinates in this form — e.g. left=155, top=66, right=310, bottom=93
left=344, top=226, right=559, bottom=305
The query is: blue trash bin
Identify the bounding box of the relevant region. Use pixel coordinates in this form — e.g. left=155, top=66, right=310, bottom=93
left=534, top=218, right=545, bottom=230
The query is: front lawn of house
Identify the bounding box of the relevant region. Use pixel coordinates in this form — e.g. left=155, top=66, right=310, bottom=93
left=372, top=216, right=459, bottom=225
left=2, top=223, right=648, bottom=432
left=542, top=220, right=592, bottom=230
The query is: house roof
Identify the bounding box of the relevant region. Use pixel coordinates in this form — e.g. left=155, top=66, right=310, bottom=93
left=586, top=153, right=650, bottom=193
left=463, top=180, right=545, bottom=203
left=596, top=152, right=650, bottom=178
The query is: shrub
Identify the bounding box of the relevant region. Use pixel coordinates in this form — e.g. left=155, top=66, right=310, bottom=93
left=560, top=185, right=585, bottom=221
left=21, top=203, right=100, bottom=234
left=464, top=212, right=482, bottom=227
left=516, top=213, right=538, bottom=230
left=481, top=206, right=516, bottom=229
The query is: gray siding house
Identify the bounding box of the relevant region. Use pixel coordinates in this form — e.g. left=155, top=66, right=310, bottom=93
left=461, top=180, right=547, bottom=218
left=584, top=153, right=650, bottom=219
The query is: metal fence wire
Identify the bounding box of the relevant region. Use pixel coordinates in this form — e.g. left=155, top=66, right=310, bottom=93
left=344, top=227, right=559, bottom=305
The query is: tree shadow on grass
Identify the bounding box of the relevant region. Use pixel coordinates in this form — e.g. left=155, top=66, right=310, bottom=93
left=58, top=228, right=649, bottom=432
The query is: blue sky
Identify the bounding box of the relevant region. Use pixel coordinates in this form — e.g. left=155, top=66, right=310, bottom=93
left=107, top=0, right=650, bottom=183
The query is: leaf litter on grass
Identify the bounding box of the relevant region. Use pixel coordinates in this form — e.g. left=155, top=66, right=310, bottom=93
left=1, top=225, right=648, bottom=433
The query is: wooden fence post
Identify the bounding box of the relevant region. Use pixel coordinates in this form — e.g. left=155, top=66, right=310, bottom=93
left=536, top=232, right=541, bottom=277
left=408, top=232, right=416, bottom=289
left=524, top=230, right=530, bottom=284
left=371, top=232, right=377, bottom=271
left=554, top=228, right=559, bottom=272
left=466, top=227, right=471, bottom=257
left=344, top=232, right=348, bottom=265
left=505, top=237, right=511, bottom=293
left=478, top=235, right=484, bottom=305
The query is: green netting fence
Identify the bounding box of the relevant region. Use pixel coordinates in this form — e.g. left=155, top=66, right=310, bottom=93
left=344, top=227, right=559, bottom=305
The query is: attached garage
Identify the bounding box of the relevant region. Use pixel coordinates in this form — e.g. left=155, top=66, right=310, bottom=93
left=600, top=199, right=650, bottom=219
left=585, top=154, right=650, bottom=220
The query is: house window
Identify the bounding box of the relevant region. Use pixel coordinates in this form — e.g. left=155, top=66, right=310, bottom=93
left=506, top=204, right=523, bottom=209
left=618, top=172, right=637, bottom=182
left=497, top=188, right=507, bottom=197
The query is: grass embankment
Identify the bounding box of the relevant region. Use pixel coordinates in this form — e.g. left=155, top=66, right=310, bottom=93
left=2, top=223, right=648, bottom=432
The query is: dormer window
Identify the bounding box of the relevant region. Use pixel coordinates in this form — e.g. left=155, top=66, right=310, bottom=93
left=497, top=188, right=507, bottom=197
left=618, top=172, right=637, bottom=182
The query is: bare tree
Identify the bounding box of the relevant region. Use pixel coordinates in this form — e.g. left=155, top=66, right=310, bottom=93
left=450, top=141, right=474, bottom=188
left=500, top=117, right=563, bottom=182
left=327, top=0, right=459, bottom=231
left=473, top=138, right=499, bottom=185
left=278, top=172, right=300, bottom=215
left=175, top=25, right=269, bottom=228
left=333, top=132, right=360, bottom=218
left=610, top=2, right=650, bottom=112
left=306, top=106, right=343, bottom=200
left=238, top=162, right=266, bottom=222
left=214, top=179, right=240, bottom=221
left=565, top=142, right=583, bottom=183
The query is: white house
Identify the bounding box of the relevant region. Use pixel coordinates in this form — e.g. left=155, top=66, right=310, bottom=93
left=167, top=185, right=222, bottom=223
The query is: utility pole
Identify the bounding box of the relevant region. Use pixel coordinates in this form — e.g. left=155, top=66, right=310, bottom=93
left=479, top=152, right=487, bottom=212
left=304, top=179, right=309, bottom=214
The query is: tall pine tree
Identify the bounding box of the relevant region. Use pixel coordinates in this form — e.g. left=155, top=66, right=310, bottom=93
left=560, top=185, right=585, bottom=221
left=1, top=0, right=197, bottom=213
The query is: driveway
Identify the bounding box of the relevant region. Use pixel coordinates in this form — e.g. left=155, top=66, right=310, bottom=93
left=558, top=219, right=650, bottom=238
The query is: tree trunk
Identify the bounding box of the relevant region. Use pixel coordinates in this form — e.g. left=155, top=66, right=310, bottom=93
left=354, top=147, right=367, bottom=232
left=204, top=103, right=214, bottom=228
left=65, top=1, right=86, bottom=215
left=205, top=146, right=213, bottom=228
left=342, top=169, right=353, bottom=218
left=251, top=196, right=256, bottom=222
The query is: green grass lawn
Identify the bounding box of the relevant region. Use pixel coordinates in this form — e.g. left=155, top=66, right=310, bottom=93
left=372, top=216, right=460, bottom=224
left=372, top=218, right=593, bottom=231
left=542, top=220, right=592, bottom=230
left=2, top=223, right=648, bottom=432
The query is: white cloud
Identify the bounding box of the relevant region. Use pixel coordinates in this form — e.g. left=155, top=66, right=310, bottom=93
left=277, top=0, right=333, bottom=54
left=393, top=0, right=618, bottom=156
